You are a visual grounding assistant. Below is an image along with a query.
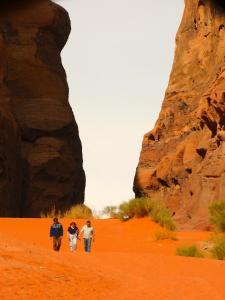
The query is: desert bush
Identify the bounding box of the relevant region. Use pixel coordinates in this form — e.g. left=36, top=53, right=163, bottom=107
left=209, top=200, right=225, bottom=232
left=154, top=229, right=178, bottom=241
left=41, top=204, right=93, bottom=219
left=117, top=197, right=176, bottom=230
left=176, top=245, right=204, bottom=258
left=118, top=197, right=152, bottom=220
left=102, top=206, right=118, bottom=218
left=150, top=204, right=176, bottom=231
left=63, top=205, right=93, bottom=219
left=211, top=235, right=225, bottom=260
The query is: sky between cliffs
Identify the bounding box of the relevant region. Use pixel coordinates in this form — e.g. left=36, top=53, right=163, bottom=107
left=60, top=0, right=184, bottom=212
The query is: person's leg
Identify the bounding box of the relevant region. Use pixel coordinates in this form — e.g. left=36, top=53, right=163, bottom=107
left=57, top=237, right=61, bottom=251
left=87, top=238, right=92, bottom=252
left=70, top=235, right=76, bottom=251
left=73, top=237, right=77, bottom=251
left=83, top=238, right=91, bottom=252
left=84, top=238, right=88, bottom=252
left=53, top=237, right=57, bottom=251
left=69, top=235, right=73, bottom=251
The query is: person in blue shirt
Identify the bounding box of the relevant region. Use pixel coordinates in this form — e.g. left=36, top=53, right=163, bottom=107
left=50, top=217, right=63, bottom=251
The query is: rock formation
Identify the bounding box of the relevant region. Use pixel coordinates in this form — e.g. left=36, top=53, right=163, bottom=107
left=0, top=0, right=85, bottom=217
left=134, top=0, right=225, bottom=229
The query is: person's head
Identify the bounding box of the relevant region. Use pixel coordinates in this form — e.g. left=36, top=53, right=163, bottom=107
left=86, top=220, right=91, bottom=227
left=70, top=222, right=76, bottom=228
left=53, top=217, right=58, bottom=224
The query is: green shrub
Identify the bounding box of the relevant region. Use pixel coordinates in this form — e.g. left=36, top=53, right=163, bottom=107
left=41, top=204, right=93, bottom=219
left=118, top=197, right=152, bottom=219
left=211, top=235, right=225, bottom=260
left=117, top=197, right=176, bottom=230
left=151, top=204, right=176, bottom=231
left=176, top=245, right=204, bottom=258
left=102, top=206, right=118, bottom=218
left=154, top=229, right=178, bottom=241
left=209, top=200, right=225, bottom=232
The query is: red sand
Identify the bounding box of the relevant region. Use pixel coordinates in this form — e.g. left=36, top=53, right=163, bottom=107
left=1, top=218, right=225, bottom=300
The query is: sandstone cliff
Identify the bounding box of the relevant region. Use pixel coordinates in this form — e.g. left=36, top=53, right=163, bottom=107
left=0, top=1, right=85, bottom=216
left=134, top=0, right=225, bottom=229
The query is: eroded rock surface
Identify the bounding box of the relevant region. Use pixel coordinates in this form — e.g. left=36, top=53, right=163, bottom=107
left=134, top=0, right=225, bottom=229
left=0, top=1, right=85, bottom=216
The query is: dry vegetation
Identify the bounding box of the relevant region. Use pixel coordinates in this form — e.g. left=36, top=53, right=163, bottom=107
left=41, top=204, right=93, bottom=219
left=208, top=200, right=225, bottom=260
left=114, top=197, right=176, bottom=231
left=153, top=229, right=178, bottom=241
left=176, top=245, right=204, bottom=258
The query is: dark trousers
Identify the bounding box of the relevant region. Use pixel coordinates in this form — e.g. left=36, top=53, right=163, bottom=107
left=53, top=236, right=61, bottom=251
left=83, top=238, right=92, bottom=252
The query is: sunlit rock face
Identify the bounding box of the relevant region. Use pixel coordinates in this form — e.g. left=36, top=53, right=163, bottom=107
left=134, top=0, right=225, bottom=229
left=0, top=1, right=85, bottom=216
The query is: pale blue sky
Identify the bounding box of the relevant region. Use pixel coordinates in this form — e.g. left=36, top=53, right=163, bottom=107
left=60, top=0, right=184, bottom=211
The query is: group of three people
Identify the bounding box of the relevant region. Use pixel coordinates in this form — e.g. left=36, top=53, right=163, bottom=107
left=50, top=218, right=94, bottom=253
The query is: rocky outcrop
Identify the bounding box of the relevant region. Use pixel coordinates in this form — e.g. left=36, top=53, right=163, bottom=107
left=134, top=0, right=225, bottom=229
left=0, top=1, right=85, bottom=216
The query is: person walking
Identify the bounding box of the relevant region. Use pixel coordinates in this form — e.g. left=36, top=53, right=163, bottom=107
left=80, top=220, right=94, bottom=253
left=50, top=217, right=63, bottom=251
left=67, top=222, right=79, bottom=252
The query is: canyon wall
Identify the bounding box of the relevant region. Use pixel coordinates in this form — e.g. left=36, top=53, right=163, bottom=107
left=134, top=0, right=225, bottom=229
left=0, top=1, right=85, bottom=216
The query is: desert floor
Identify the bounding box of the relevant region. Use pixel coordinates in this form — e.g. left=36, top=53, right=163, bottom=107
left=0, top=218, right=225, bottom=300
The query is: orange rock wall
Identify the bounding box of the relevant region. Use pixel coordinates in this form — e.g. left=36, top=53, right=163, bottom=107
left=0, top=1, right=85, bottom=216
left=134, top=0, right=225, bottom=229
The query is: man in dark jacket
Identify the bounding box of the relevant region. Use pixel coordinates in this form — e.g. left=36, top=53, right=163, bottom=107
left=50, top=217, right=63, bottom=251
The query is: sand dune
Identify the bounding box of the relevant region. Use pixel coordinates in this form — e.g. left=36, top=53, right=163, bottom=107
left=1, top=218, right=225, bottom=300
